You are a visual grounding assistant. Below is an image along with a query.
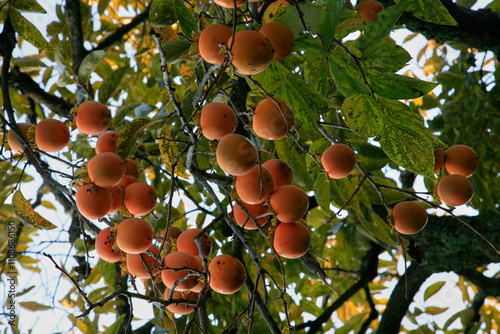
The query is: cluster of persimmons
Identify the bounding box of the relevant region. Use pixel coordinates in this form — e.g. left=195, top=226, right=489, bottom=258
left=392, top=145, right=478, bottom=235
left=4, top=0, right=479, bottom=317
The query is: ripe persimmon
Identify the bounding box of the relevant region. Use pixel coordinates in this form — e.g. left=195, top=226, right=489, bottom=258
left=177, top=228, right=212, bottom=257
left=116, top=218, right=154, bottom=254
left=392, top=201, right=428, bottom=235
left=76, top=184, right=113, bottom=220
left=252, top=97, right=294, bottom=140
left=123, top=182, right=157, bottom=216
left=7, top=123, right=31, bottom=153
left=262, top=159, right=293, bottom=190
left=437, top=174, right=474, bottom=207
left=273, top=219, right=310, bottom=259
left=124, top=158, right=140, bottom=178
left=434, top=148, right=444, bottom=173
left=227, top=30, right=274, bottom=75
left=321, top=143, right=356, bottom=179
left=200, top=102, right=237, bottom=140
left=95, top=227, right=123, bottom=263
left=95, top=130, right=119, bottom=154
left=126, top=245, right=162, bottom=279
left=213, top=0, right=247, bottom=8
left=119, top=175, right=139, bottom=189
left=444, top=145, right=479, bottom=178
left=209, top=254, right=246, bottom=294
left=216, top=134, right=258, bottom=176
left=357, top=0, right=384, bottom=22
left=76, top=101, right=112, bottom=135
left=108, top=185, right=124, bottom=214
left=270, top=185, right=309, bottom=223
left=198, top=24, right=232, bottom=64
left=259, top=22, right=295, bottom=61
left=159, top=226, right=183, bottom=251
left=87, top=152, right=126, bottom=188
left=35, top=119, right=70, bottom=152
left=163, top=289, right=199, bottom=315
left=162, top=251, right=202, bottom=291
left=233, top=200, right=269, bottom=230
left=235, top=165, right=275, bottom=204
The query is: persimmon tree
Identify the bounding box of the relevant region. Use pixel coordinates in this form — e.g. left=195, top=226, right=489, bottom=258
left=1, top=0, right=500, bottom=333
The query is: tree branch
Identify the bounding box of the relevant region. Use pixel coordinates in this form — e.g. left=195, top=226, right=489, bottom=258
left=380, top=0, right=500, bottom=54
left=8, top=66, right=73, bottom=117
left=93, top=8, right=150, bottom=52
left=65, top=0, right=87, bottom=72
left=376, top=263, right=434, bottom=334
left=296, top=242, right=382, bottom=333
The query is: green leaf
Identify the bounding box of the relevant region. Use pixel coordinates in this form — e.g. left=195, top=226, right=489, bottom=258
left=12, top=190, right=56, bottom=229
left=329, top=58, right=371, bottom=97
left=10, top=8, right=53, bottom=51
left=280, top=4, right=324, bottom=38
left=363, top=176, right=411, bottom=204
left=150, top=0, right=177, bottom=27
left=354, top=194, right=398, bottom=247
left=98, top=67, right=128, bottom=104
left=100, top=260, right=116, bottom=291
left=350, top=140, right=390, bottom=172
left=174, top=0, right=196, bottom=39
left=361, top=41, right=412, bottom=72
left=378, top=98, right=435, bottom=177
left=334, top=9, right=365, bottom=40
left=314, top=173, right=331, bottom=213
left=341, top=94, right=383, bottom=136
left=13, top=0, right=47, bottom=13
left=369, top=73, right=438, bottom=99
left=329, top=177, right=355, bottom=209
left=424, top=281, right=446, bottom=302
left=355, top=3, right=409, bottom=52
left=115, top=118, right=161, bottom=159
left=0, top=194, right=8, bottom=212
left=254, top=62, right=325, bottom=135
left=425, top=306, right=449, bottom=315
left=162, top=39, right=192, bottom=63
left=112, top=103, right=141, bottom=127
left=320, top=0, right=350, bottom=51
left=103, top=314, right=126, bottom=334
left=396, top=0, right=458, bottom=26
left=19, top=301, right=52, bottom=311
left=98, top=0, right=111, bottom=15
left=78, top=49, right=108, bottom=85
left=343, top=94, right=434, bottom=177
left=159, top=123, right=190, bottom=179
left=40, top=200, right=56, bottom=211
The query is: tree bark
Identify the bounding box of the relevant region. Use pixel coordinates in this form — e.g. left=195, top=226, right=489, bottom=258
left=379, top=0, right=500, bottom=54
left=377, top=263, right=434, bottom=334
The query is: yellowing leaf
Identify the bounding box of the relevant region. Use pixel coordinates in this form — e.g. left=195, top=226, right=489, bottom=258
left=115, top=117, right=160, bottom=159
left=19, top=301, right=52, bottom=311
left=159, top=123, right=189, bottom=178
left=12, top=190, right=56, bottom=230
left=424, top=281, right=446, bottom=302
left=10, top=8, right=53, bottom=51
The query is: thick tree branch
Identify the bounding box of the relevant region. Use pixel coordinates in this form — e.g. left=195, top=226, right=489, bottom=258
left=376, top=263, right=434, bottom=334
left=296, top=242, right=382, bottom=333
left=379, top=0, right=500, bottom=54
left=377, top=213, right=500, bottom=333
left=65, top=0, right=87, bottom=72
left=7, top=66, right=73, bottom=116
left=460, top=269, right=500, bottom=297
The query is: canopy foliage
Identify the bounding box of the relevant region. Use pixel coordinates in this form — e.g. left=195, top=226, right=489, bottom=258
left=1, top=0, right=499, bottom=333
